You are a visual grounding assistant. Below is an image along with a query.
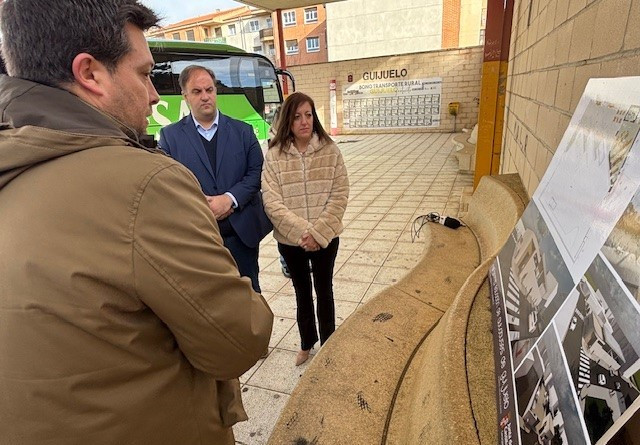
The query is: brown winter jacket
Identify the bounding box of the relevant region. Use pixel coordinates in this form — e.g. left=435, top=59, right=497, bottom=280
left=0, top=76, right=273, bottom=445
left=261, top=134, right=349, bottom=248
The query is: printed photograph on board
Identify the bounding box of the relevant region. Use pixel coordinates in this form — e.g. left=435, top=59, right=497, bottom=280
left=555, top=259, right=640, bottom=444
left=515, top=323, right=589, bottom=445
left=601, top=190, right=640, bottom=302
left=496, top=201, right=576, bottom=368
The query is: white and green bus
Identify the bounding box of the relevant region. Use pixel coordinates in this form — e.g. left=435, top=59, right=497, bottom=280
left=147, top=40, right=294, bottom=144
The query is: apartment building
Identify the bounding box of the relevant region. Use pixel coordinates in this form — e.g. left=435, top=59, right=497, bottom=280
left=146, top=6, right=277, bottom=64
left=325, top=0, right=487, bottom=62
left=146, top=1, right=484, bottom=69
left=276, top=4, right=328, bottom=67
left=224, top=8, right=275, bottom=63
left=146, top=7, right=248, bottom=43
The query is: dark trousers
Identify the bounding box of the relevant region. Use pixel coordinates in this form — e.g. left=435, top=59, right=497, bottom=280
left=223, top=232, right=260, bottom=293
left=278, top=238, right=339, bottom=351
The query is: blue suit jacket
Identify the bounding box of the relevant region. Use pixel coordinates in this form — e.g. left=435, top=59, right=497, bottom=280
left=158, top=113, right=272, bottom=248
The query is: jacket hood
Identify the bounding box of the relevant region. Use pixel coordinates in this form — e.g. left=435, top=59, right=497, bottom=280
left=0, top=75, right=149, bottom=189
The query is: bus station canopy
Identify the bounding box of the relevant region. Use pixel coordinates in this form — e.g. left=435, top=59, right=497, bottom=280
left=239, top=0, right=345, bottom=11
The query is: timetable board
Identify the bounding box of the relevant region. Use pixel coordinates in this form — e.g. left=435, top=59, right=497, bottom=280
left=342, top=77, right=442, bottom=129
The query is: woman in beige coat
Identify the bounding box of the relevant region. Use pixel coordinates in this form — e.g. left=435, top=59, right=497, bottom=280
left=262, top=92, right=349, bottom=366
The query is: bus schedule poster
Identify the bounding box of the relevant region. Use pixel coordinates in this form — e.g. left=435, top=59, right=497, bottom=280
left=490, top=77, right=640, bottom=445
left=342, top=77, right=442, bottom=129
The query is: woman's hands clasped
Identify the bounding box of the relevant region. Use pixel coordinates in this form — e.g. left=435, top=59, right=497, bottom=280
left=299, top=231, right=320, bottom=252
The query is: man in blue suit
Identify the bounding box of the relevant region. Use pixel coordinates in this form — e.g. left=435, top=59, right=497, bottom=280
left=159, top=65, right=272, bottom=293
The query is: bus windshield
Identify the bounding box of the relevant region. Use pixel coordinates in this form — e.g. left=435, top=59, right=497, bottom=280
left=147, top=41, right=284, bottom=143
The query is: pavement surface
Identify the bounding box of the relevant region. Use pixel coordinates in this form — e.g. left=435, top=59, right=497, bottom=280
left=233, top=132, right=474, bottom=444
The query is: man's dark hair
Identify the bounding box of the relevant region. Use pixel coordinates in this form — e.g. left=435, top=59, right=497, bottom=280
left=0, top=0, right=159, bottom=86
left=179, top=65, right=216, bottom=92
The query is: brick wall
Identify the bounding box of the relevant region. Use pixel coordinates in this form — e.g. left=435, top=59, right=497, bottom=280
left=442, top=0, right=462, bottom=48
left=278, top=5, right=328, bottom=67
left=501, top=0, right=640, bottom=197
left=288, top=46, right=484, bottom=134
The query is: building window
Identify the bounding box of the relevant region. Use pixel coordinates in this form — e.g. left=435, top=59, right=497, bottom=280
left=479, top=29, right=485, bottom=45
left=249, top=20, right=260, bottom=32
left=215, top=27, right=222, bottom=37
left=253, top=45, right=262, bottom=53
left=172, top=32, right=180, bottom=40
left=203, top=28, right=209, bottom=37
left=285, top=39, right=299, bottom=54
left=268, top=43, right=275, bottom=55
left=282, top=10, right=296, bottom=26
left=266, top=17, right=273, bottom=28
left=306, top=36, right=320, bottom=52
left=228, top=24, right=236, bottom=35
left=186, top=30, right=195, bottom=40
left=304, top=7, right=318, bottom=24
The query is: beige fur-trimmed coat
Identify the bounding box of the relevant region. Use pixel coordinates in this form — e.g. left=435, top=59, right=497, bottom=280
left=261, top=134, right=349, bottom=248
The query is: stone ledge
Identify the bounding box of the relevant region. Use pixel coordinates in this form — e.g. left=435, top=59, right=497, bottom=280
left=267, top=174, right=528, bottom=445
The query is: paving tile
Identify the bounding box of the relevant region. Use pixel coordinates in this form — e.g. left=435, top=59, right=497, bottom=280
left=354, top=212, right=385, bottom=222
left=258, top=256, right=276, bottom=272
left=246, top=348, right=312, bottom=393
left=334, top=263, right=380, bottom=282
left=259, top=243, right=280, bottom=259
left=341, top=228, right=372, bottom=238
left=260, top=273, right=290, bottom=293
left=277, top=323, right=303, bottom=352
left=240, top=350, right=270, bottom=384
left=381, top=213, right=413, bottom=222
left=387, top=206, right=418, bottom=214
left=335, top=248, right=354, bottom=265
left=358, top=239, right=397, bottom=252
left=267, top=294, right=298, bottom=320
left=368, top=200, right=396, bottom=208
left=334, top=299, right=360, bottom=325
left=268, top=317, right=296, bottom=347
left=332, top=279, right=371, bottom=302
left=278, top=280, right=295, bottom=295
left=333, top=261, right=346, bottom=276
left=345, top=250, right=389, bottom=267
left=366, top=229, right=403, bottom=241
left=261, top=258, right=287, bottom=275
left=233, top=386, right=290, bottom=445
left=346, top=219, right=378, bottom=230
left=337, top=237, right=362, bottom=251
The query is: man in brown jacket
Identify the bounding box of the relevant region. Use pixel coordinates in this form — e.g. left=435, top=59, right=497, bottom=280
left=0, top=1, right=273, bottom=444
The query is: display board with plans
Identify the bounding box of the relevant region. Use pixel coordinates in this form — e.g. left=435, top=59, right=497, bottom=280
left=490, top=77, right=640, bottom=445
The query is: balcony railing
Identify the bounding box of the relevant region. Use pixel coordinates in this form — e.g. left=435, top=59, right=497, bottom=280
left=205, top=36, right=226, bottom=44
left=259, top=28, right=274, bottom=40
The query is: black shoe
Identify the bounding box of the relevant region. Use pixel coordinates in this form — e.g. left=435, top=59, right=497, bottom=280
left=281, top=265, right=291, bottom=278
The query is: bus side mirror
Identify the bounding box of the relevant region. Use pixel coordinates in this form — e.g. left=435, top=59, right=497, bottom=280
left=276, top=68, right=296, bottom=92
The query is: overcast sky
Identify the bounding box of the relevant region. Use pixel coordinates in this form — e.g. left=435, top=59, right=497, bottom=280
left=141, top=0, right=244, bottom=26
